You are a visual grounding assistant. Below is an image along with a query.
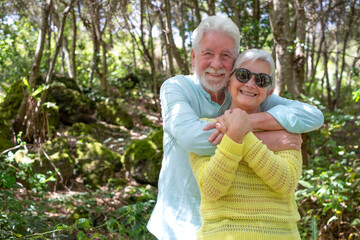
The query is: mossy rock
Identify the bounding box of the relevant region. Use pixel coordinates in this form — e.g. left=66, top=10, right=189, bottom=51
left=122, top=135, right=162, bottom=185
left=0, top=120, right=13, bottom=153
left=97, top=100, right=133, bottom=129
left=32, top=137, right=75, bottom=188
left=75, top=139, right=123, bottom=188
left=68, top=122, right=94, bottom=137
left=77, top=158, right=115, bottom=189
left=53, top=76, right=81, bottom=92
left=0, top=79, right=24, bottom=121
left=148, top=128, right=163, bottom=153
left=47, top=85, right=96, bottom=125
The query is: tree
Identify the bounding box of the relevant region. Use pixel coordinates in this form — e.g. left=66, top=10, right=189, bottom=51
left=266, top=0, right=299, bottom=97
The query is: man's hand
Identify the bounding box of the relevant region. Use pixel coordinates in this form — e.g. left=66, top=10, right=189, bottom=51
left=254, top=130, right=302, bottom=151
left=203, top=116, right=227, bottom=145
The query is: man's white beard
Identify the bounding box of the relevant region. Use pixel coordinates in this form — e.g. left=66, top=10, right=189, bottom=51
left=195, top=66, right=228, bottom=92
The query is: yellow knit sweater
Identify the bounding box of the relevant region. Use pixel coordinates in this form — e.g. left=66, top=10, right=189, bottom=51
left=190, top=132, right=302, bottom=240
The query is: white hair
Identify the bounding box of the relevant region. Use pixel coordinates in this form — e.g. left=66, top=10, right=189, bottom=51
left=191, top=15, right=240, bottom=54
left=234, top=49, right=276, bottom=89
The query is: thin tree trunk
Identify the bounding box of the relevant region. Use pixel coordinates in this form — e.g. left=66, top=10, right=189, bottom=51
left=293, top=0, right=305, bottom=97
left=207, top=0, right=215, bottom=16
left=333, top=0, right=356, bottom=109
left=71, top=8, right=77, bottom=80
left=347, top=46, right=360, bottom=93
left=192, top=0, right=201, bottom=25
left=14, top=0, right=53, bottom=136
left=164, top=0, right=189, bottom=75
left=232, top=0, right=240, bottom=28
left=62, top=37, right=73, bottom=78
left=323, top=40, right=333, bottom=111
left=45, top=2, right=74, bottom=85
left=266, top=0, right=295, bottom=97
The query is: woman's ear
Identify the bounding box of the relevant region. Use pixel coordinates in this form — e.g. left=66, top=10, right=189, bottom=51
left=266, top=88, right=274, bottom=97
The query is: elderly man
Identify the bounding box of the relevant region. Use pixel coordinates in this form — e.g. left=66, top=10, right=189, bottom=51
left=147, top=15, right=323, bottom=240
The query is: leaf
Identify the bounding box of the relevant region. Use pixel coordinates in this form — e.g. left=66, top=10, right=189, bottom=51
left=77, top=231, right=88, bottom=240
left=327, top=215, right=338, bottom=225
left=22, top=77, right=31, bottom=93
left=298, top=180, right=313, bottom=188
left=351, top=218, right=360, bottom=226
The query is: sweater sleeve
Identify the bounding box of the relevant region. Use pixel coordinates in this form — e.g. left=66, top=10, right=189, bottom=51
left=242, top=132, right=303, bottom=194
left=189, top=134, right=243, bottom=201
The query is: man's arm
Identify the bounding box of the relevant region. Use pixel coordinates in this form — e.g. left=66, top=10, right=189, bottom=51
left=260, top=94, right=324, bottom=133
left=161, top=77, right=217, bottom=156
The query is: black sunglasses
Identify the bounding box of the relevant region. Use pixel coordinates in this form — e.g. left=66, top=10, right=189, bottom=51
left=230, top=68, right=272, bottom=88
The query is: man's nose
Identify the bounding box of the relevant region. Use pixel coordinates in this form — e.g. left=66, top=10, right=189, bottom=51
left=210, top=55, right=223, bottom=69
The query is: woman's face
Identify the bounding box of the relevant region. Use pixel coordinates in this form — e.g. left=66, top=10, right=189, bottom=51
left=228, top=59, right=273, bottom=113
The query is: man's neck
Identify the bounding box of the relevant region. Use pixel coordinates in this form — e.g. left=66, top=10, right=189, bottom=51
left=209, top=89, right=225, bottom=105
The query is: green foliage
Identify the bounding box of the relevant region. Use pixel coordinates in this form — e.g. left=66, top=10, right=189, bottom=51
left=296, top=109, right=360, bottom=239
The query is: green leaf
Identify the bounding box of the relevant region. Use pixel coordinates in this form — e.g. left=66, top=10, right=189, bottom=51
left=77, top=231, right=88, bottom=240
left=351, top=218, right=360, bottom=226
left=298, top=180, right=313, bottom=188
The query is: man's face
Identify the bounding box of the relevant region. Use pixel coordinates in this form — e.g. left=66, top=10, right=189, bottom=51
left=191, top=31, right=236, bottom=93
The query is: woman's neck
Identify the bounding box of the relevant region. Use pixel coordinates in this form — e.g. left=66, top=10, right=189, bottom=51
left=230, top=104, right=260, bottom=114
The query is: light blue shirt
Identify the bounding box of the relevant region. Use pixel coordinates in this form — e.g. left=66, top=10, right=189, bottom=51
left=147, top=74, right=324, bottom=240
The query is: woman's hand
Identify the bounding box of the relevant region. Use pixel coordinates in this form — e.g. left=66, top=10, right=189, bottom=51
left=223, top=109, right=253, bottom=143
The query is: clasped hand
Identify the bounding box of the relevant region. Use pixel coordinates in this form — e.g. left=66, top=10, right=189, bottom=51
left=203, top=110, right=303, bottom=151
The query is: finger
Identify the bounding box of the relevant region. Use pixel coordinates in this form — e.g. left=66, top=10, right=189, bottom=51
left=212, top=133, right=224, bottom=145
left=203, top=121, right=217, bottom=131
left=208, top=129, right=220, bottom=142
left=215, top=122, right=227, bottom=133
left=289, top=143, right=301, bottom=151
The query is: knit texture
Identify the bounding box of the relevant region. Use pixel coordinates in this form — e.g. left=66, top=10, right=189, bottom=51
left=189, top=133, right=302, bottom=240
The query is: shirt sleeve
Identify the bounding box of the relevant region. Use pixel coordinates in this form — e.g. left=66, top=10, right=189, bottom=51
left=260, top=94, right=324, bottom=133
left=242, top=132, right=303, bottom=194
left=160, top=78, right=217, bottom=156
left=189, top=134, right=244, bottom=201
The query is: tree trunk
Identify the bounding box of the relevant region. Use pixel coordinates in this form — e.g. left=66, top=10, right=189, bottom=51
left=293, top=0, right=305, bottom=97
left=333, top=0, right=356, bottom=110
left=164, top=0, right=189, bottom=75
left=45, top=2, right=74, bottom=85
left=14, top=0, right=53, bottom=141
left=192, top=0, right=201, bottom=25
left=266, top=0, right=295, bottom=97
left=71, top=8, right=77, bottom=80
left=323, top=39, right=333, bottom=111
left=232, top=0, right=240, bottom=28
left=207, top=0, right=215, bottom=16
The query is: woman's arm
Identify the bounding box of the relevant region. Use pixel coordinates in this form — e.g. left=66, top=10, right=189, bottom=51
left=242, top=132, right=303, bottom=194
left=189, top=135, right=243, bottom=201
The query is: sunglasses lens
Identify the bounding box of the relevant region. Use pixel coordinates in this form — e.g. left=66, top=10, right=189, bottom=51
left=235, top=69, right=251, bottom=83
left=255, top=74, right=272, bottom=88
left=234, top=68, right=272, bottom=88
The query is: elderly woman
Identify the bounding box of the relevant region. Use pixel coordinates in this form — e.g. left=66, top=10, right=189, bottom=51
left=190, top=49, right=302, bottom=240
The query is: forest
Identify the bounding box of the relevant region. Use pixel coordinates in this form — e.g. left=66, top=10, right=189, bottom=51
left=0, top=0, right=359, bottom=239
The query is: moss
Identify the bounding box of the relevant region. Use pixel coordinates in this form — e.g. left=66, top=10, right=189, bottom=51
left=68, top=122, right=94, bottom=137
left=122, top=138, right=162, bottom=185
left=0, top=120, right=13, bottom=153
left=77, top=159, right=115, bottom=188
left=97, top=100, right=134, bottom=129
left=47, top=86, right=95, bottom=125
left=75, top=139, right=123, bottom=188
left=148, top=128, right=163, bottom=153
left=0, top=80, right=24, bottom=121
left=33, top=137, right=75, bottom=188
left=53, top=76, right=81, bottom=92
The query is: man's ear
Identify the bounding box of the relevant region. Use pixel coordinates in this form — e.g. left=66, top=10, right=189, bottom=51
left=191, top=49, right=195, bottom=68
left=267, top=88, right=274, bottom=97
